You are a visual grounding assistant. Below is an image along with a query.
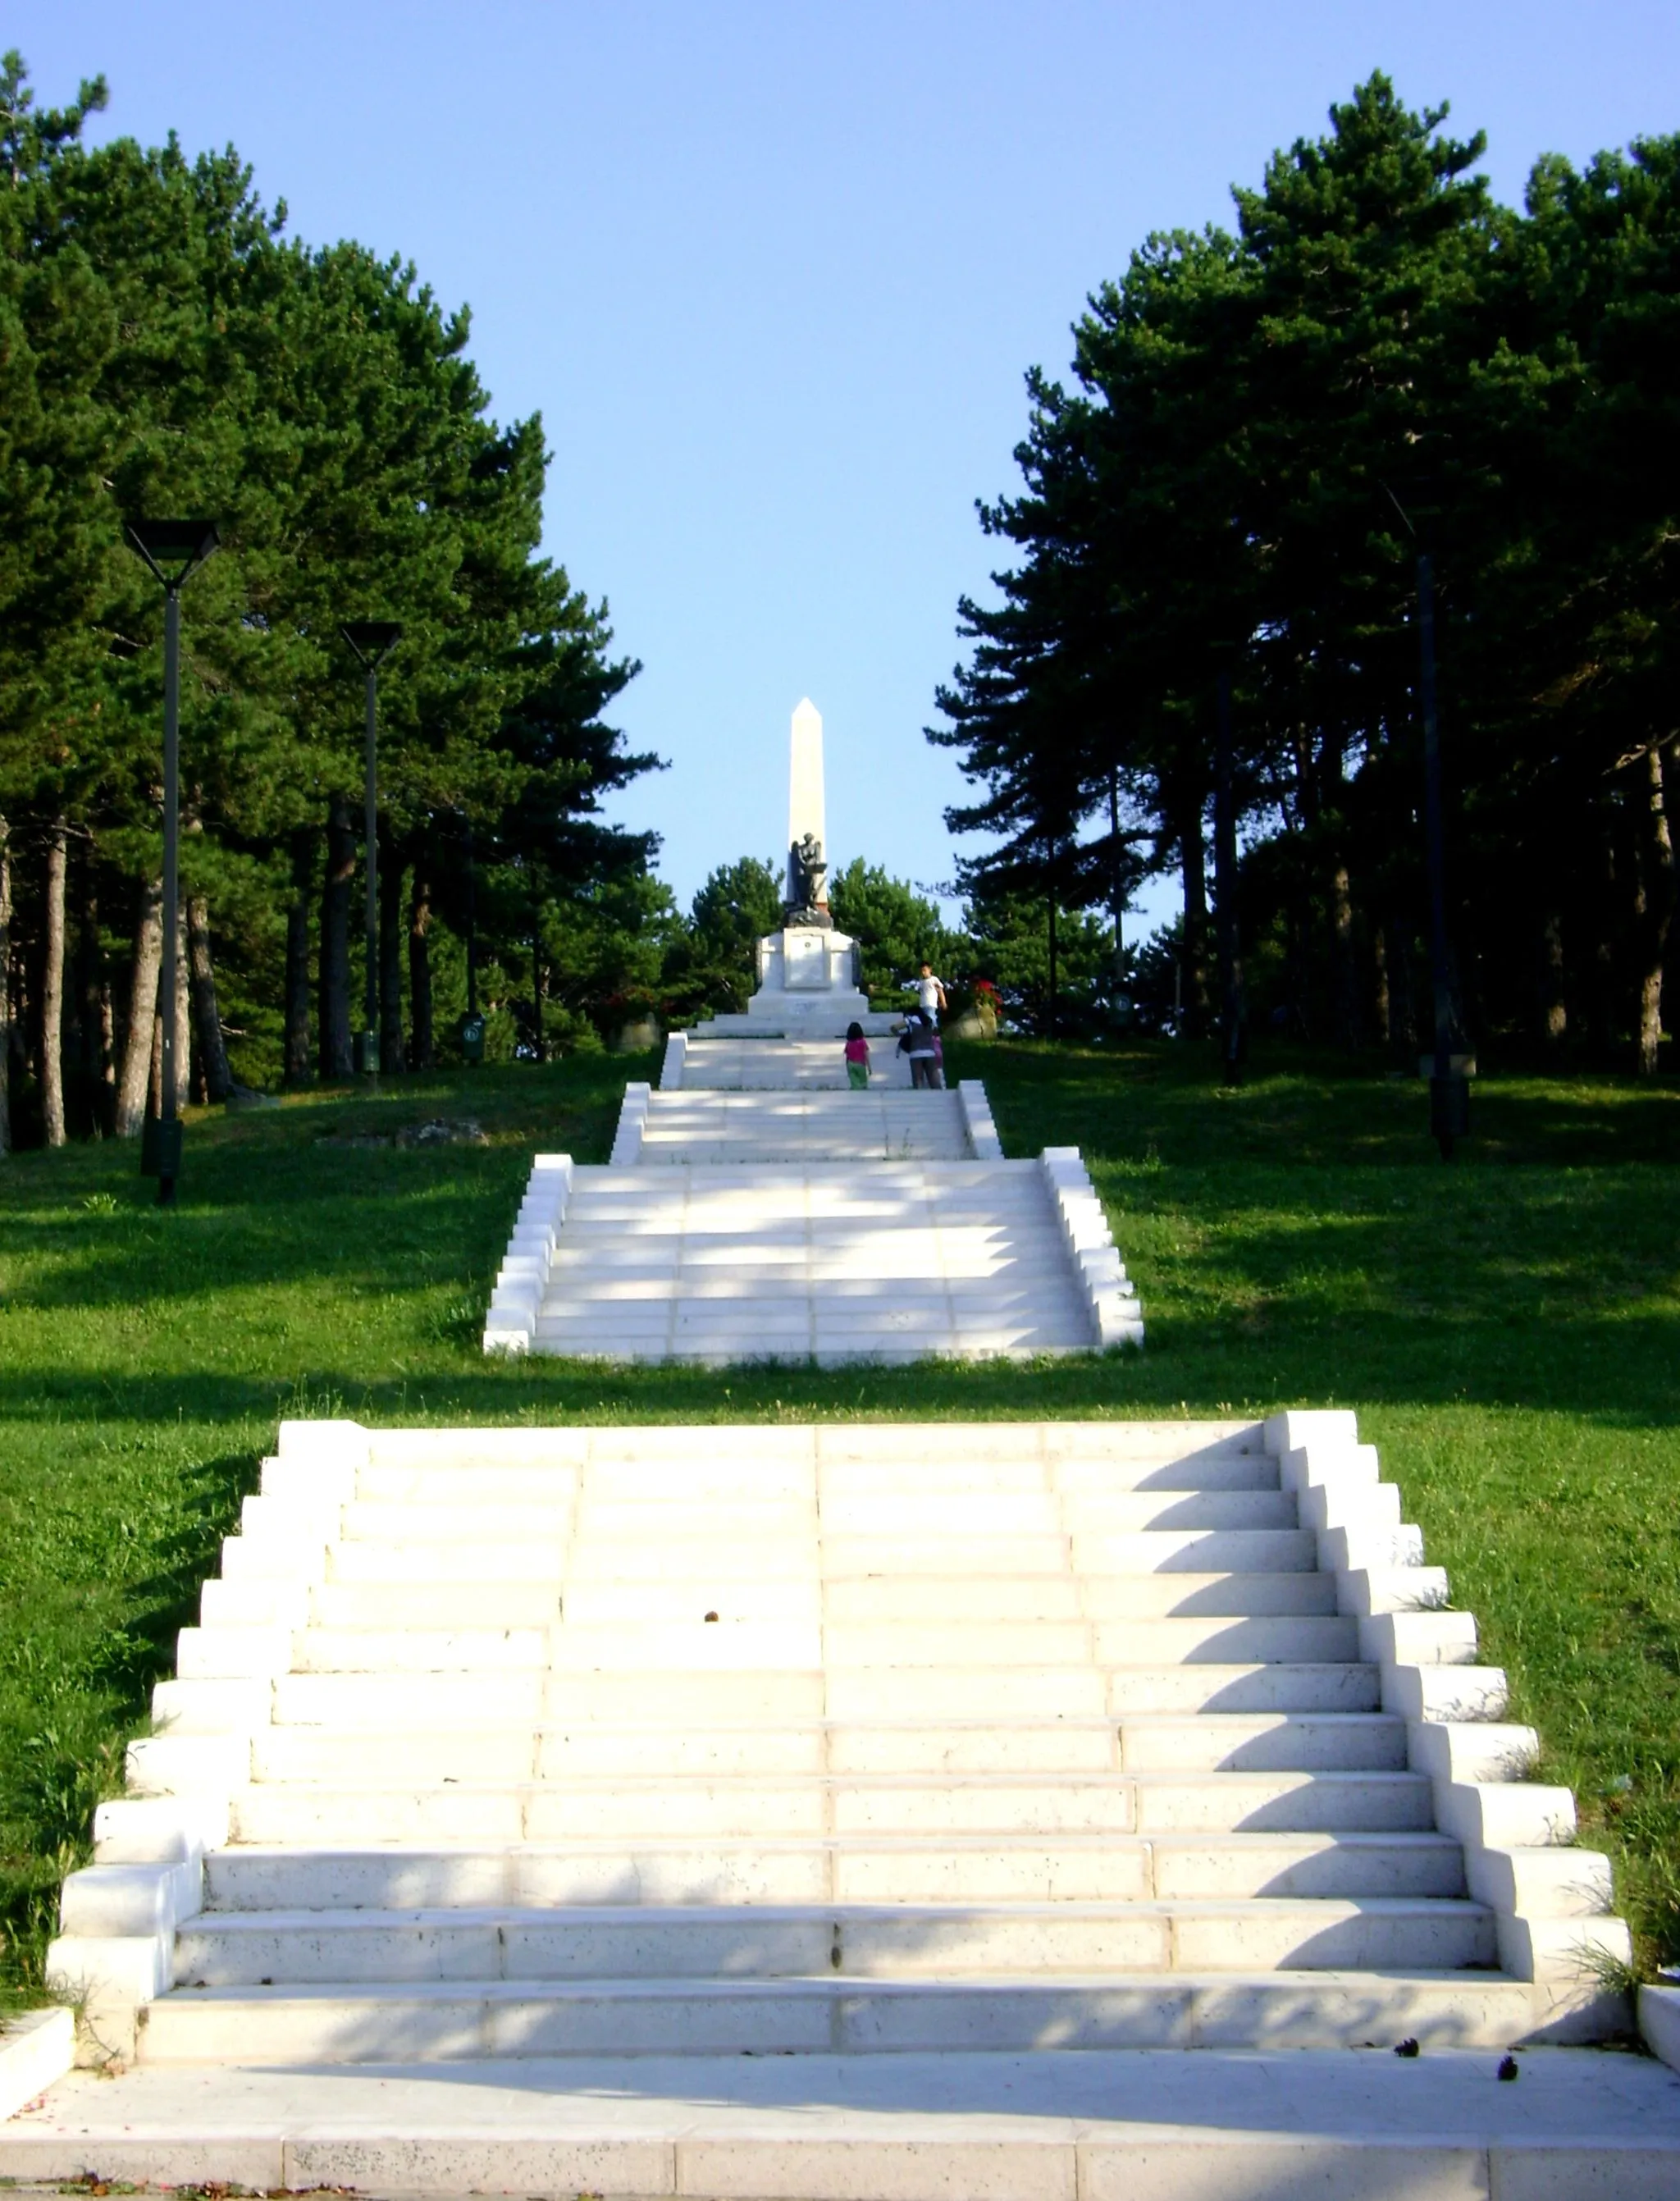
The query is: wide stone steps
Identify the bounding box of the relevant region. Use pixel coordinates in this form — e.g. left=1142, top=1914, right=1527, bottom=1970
left=636, top=1089, right=972, bottom=1162
left=64, top=1418, right=1614, bottom=2101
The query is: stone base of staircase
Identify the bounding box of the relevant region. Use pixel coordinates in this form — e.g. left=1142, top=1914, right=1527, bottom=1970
left=6, top=2048, right=1680, bottom=2196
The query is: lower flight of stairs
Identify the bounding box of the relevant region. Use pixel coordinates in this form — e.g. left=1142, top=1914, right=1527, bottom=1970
left=486, top=1156, right=1138, bottom=1361
left=49, top=1413, right=1630, bottom=2079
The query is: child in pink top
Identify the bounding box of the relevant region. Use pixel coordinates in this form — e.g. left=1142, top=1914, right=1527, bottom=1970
left=843, top=1021, right=870, bottom=1089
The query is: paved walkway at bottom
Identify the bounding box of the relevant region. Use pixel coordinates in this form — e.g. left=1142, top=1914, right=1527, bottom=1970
left=6, top=2047, right=1679, bottom=2196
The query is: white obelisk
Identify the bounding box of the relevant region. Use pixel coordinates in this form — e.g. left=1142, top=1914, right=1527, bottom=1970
left=788, top=697, right=825, bottom=860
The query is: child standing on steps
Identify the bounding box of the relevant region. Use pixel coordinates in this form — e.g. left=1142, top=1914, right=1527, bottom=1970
left=843, top=1021, right=871, bottom=1089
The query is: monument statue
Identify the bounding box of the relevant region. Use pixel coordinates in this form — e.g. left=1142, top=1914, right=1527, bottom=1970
left=785, top=830, right=830, bottom=927
left=783, top=697, right=833, bottom=927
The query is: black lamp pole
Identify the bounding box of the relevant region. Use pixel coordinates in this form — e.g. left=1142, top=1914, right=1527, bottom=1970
left=340, top=623, right=403, bottom=1074
left=1214, top=670, right=1244, bottom=1086
left=126, top=519, right=220, bottom=1205
left=465, top=818, right=478, bottom=1018
left=1417, top=555, right=1468, bottom=1158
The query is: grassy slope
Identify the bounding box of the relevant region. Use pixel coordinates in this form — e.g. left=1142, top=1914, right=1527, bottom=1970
left=0, top=1039, right=1675, bottom=2003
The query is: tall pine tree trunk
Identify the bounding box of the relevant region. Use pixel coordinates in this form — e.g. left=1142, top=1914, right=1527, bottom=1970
left=148, top=922, right=190, bottom=1117
left=409, top=869, right=435, bottom=1069
left=1372, top=924, right=1390, bottom=1049
left=379, top=840, right=405, bottom=1074
left=115, top=879, right=163, bottom=1139
left=77, top=850, right=111, bottom=1136
left=1635, top=741, right=1675, bottom=1076
left=0, top=814, right=11, bottom=1158
left=187, top=896, right=233, bottom=1102
left=319, top=800, right=354, bottom=1080
left=285, top=827, right=313, bottom=1086
left=40, top=817, right=67, bottom=1147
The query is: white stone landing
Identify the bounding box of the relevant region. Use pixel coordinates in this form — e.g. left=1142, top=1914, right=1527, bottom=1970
left=7, top=2048, right=1680, bottom=2195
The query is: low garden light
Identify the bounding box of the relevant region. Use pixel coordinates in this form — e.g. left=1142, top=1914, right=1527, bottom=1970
left=125, top=518, right=221, bottom=1204
left=340, top=622, right=404, bottom=1074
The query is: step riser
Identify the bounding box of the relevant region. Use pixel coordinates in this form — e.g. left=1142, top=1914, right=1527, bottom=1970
left=173, top=1907, right=1494, bottom=1987
left=253, top=1727, right=1122, bottom=1783
left=252, top=1715, right=1404, bottom=1783
left=345, top=1461, right=1275, bottom=1503
left=266, top=1664, right=1379, bottom=1724
left=304, top=1573, right=1344, bottom=1623
left=272, top=1674, right=827, bottom=1724
left=231, top=1788, right=1149, bottom=1844
left=824, top=1576, right=1338, bottom=1621
left=228, top=1773, right=1433, bottom=1846
left=203, top=1836, right=1469, bottom=1912
left=137, top=1974, right=1524, bottom=2062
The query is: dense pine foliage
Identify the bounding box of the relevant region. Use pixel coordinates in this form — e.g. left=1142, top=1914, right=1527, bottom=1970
left=934, top=75, right=1680, bottom=1072
left=0, top=54, right=664, bottom=1147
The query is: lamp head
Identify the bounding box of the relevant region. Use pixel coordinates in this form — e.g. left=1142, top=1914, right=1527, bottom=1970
left=340, top=620, right=404, bottom=669
left=126, top=519, right=220, bottom=590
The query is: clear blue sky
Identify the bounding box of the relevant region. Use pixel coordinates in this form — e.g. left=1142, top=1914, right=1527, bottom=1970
left=12, top=2, right=1680, bottom=935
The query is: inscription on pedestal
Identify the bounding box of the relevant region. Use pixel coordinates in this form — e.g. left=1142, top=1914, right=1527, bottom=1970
left=783, top=930, right=829, bottom=989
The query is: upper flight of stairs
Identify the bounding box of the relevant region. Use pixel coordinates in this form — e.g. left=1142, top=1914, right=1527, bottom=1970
left=634, top=1088, right=974, bottom=1162
left=47, top=1413, right=1630, bottom=2080
left=669, top=1034, right=914, bottom=1089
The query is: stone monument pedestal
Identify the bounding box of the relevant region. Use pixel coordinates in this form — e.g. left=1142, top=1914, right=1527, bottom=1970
left=702, top=924, right=897, bottom=1038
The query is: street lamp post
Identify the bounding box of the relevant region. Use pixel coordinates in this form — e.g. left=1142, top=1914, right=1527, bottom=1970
left=1214, top=670, right=1244, bottom=1086
left=340, top=623, right=403, bottom=1075
left=125, top=519, right=220, bottom=1205
left=1416, top=555, right=1468, bottom=1158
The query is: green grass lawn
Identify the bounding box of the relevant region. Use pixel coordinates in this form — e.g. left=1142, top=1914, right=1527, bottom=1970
left=1, top=1038, right=1677, bottom=2005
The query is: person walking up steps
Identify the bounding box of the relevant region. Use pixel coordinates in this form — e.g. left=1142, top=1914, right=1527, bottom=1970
left=899, top=1011, right=943, bottom=1090
left=912, top=962, right=947, bottom=1024
left=843, top=1021, right=871, bottom=1089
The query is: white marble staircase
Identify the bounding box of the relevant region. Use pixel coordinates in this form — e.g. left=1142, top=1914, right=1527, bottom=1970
left=484, top=1066, right=1142, bottom=1362
left=49, top=1417, right=1628, bottom=2057
left=16, top=1413, right=1660, bottom=2192
left=525, top=1162, right=1098, bottom=1363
